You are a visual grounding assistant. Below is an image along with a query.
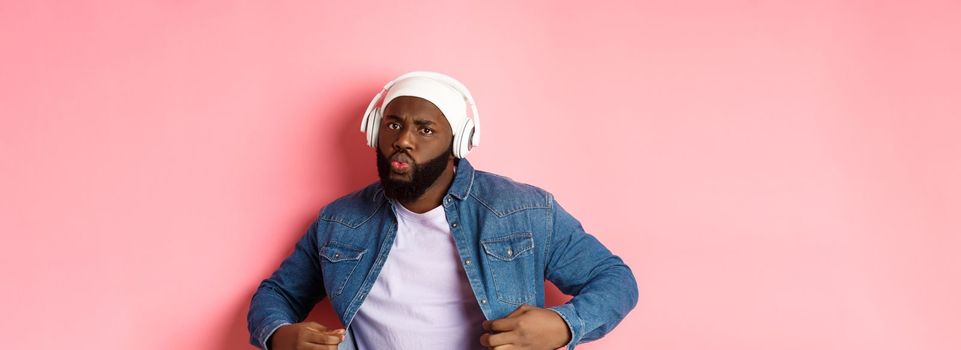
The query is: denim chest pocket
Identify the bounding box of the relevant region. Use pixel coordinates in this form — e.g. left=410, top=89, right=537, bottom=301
left=319, top=242, right=366, bottom=298
left=481, top=233, right=535, bottom=305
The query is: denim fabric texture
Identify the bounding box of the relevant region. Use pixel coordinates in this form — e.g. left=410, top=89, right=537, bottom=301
left=247, top=159, right=638, bottom=349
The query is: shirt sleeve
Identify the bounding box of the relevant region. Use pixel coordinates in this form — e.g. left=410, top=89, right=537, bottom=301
left=544, top=196, right=639, bottom=348
left=247, top=216, right=328, bottom=349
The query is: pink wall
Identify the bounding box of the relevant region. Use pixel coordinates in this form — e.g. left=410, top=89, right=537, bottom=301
left=2, top=1, right=959, bottom=349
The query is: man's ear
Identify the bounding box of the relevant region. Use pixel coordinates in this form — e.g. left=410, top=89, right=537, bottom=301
left=448, top=137, right=456, bottom=160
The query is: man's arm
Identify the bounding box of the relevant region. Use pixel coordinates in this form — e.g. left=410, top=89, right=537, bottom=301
left=544, top=197, right=639, bottom=348
left=247, top=217, right=328, bottom=350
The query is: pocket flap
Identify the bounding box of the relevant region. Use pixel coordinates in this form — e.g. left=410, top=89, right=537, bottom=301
left=320, top=242, right=366, bottom=262
left=481, top=233, right=534, bottom=261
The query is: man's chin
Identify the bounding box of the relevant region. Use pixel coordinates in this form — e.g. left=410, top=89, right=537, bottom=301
left=386, top=172, right=413, bottom=182
left=380, top=176, right=414, bottom=190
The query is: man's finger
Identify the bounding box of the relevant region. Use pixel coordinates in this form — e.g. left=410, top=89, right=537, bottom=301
left=307, top=345, right=340, bottom=350
left=482, top=304, right=532, bottom=332
left=298, top=345, right=337, bottom=350
left=302, top=321, right=328, bottom=332
left=480, top=329, right=518, bottom=347
left=303, top=329, right=345, bottom=345
left=485, top=316, right=520, bottom=332
left=479, top=332, right=492, bottom=347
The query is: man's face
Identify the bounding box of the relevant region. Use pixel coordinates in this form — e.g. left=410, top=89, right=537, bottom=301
left=375, top=96, right=455, bottom=202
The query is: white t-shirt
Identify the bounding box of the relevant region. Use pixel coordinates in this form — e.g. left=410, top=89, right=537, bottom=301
left=350, top=201, right=486, bottom=349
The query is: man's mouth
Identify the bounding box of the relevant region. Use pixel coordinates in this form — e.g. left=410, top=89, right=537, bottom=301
left=390, top=160, right=410, bottom=171
left=389, top=153, right=413, bottom=172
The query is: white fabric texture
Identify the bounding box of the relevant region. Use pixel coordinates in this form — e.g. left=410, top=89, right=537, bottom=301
left=350, top=202, right=486, bottom=349
left=381, top=76, right=469, bottom=137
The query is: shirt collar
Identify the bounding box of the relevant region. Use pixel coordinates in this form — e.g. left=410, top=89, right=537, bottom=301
left=447, top=158, right=475, bottom=200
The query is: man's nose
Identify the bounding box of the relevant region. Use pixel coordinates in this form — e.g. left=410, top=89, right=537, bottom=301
left=392, top=127, right=414, bottom=151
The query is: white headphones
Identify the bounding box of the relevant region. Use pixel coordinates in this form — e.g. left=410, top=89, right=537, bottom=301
left=359, top=71, right=481, bottom=158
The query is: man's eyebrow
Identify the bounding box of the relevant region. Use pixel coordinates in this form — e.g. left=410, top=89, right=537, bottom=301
left=383, top=115, right=438, bottom=127
left=413, top=119, right=436, bottom=126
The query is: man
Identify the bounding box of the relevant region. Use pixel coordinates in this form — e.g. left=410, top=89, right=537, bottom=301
left=247, top=71, right=637, bottom=349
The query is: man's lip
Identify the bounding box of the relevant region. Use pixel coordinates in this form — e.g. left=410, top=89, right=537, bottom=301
left=390, top=153, right=413, bottom=165
left=390, top=160, right=410, bottom=171
left=389, top=153, right=412, bottom=172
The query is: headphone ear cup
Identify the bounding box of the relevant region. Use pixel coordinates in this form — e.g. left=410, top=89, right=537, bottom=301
left=361, top=89, right=386, bottom=148
left=455, top=119, right=475, bottom=158
left=367, top=109, right=380, bottom=148
left=363, top=110, right=372, bottom=147
left=363, top=111, right=371, bottom=141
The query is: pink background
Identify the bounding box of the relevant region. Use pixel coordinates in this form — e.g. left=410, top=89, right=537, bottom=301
left=2, top=1, right=959, bottom=349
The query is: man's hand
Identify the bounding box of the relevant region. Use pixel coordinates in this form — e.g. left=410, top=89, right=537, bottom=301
left=480, top=304, right=572, bottom=350
left=269, top=322, right=345, bottom=350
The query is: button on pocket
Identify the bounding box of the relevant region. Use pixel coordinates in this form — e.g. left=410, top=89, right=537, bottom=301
left=319, top=242, right=366, bottom=297
left=481, top=233, right=535, bottom=305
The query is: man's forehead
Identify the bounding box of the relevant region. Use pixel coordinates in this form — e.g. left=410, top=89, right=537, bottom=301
left=384, top=96, right=447, bottom=120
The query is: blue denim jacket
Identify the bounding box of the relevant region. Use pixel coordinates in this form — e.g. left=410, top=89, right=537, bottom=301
left=247, top=159, right=638, bottom=349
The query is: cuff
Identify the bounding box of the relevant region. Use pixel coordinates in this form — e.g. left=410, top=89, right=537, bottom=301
left=548, top=304, right=582, bottom=350
left=256, top=321, right=292, bottom=350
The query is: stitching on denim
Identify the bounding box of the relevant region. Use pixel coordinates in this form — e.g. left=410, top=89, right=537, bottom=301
left=320, top=200, right=387, bottom=228
left=334, top=255, right=361, bottom=297
left=260, top=322, right=290, bottom=350
left=319, top=242, right=367, bottom=297
left=576, top=306, right=585, bottom=345
left=472, top=193, right=550, bottom=217
left=463, top=166, right=475, bottom=197
left=487, top=256, right=535, bottom=305
left=481, top=232, right=536, bottom=304
left=481, top=232, right=534, bottom=244
left=481, top=236, right=534, bottom=261
left=319, top=243, right=367, bottom=262
left=342, top=220, right=397, bottom=325
left=548, top=306, right=579, bottom=349
left=544, top=194, right=555, bottom=277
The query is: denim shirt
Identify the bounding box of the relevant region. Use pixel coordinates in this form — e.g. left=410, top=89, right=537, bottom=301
left=247, top=159, right=638, bottom=349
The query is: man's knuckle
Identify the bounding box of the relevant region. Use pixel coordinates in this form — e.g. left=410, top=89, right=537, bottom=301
left=517, top=318, right=528, bottom=329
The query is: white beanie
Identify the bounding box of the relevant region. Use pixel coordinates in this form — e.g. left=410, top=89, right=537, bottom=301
left=380, top=76, right=469, bottom=137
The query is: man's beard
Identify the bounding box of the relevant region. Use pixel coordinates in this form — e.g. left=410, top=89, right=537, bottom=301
left=376, top=147, right=452, bottom=203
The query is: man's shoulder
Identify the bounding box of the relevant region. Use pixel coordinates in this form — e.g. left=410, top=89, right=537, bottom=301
left=469, top=170, right=554, bottom=216
left=317, top=182, right=386, bottom=228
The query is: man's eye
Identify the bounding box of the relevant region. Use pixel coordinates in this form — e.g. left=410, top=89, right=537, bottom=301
left=387, top=122, right=400, bottom=130
left=421, top=128, right=434, bottom=135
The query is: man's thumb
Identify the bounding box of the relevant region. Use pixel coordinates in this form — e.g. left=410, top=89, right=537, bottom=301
left=302, top=322, right=328, bottom=332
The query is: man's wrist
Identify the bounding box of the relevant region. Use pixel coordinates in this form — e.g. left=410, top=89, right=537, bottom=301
left=547, top=304, right=580, bottom=349
left=262, top=322, right=291, bottom=350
